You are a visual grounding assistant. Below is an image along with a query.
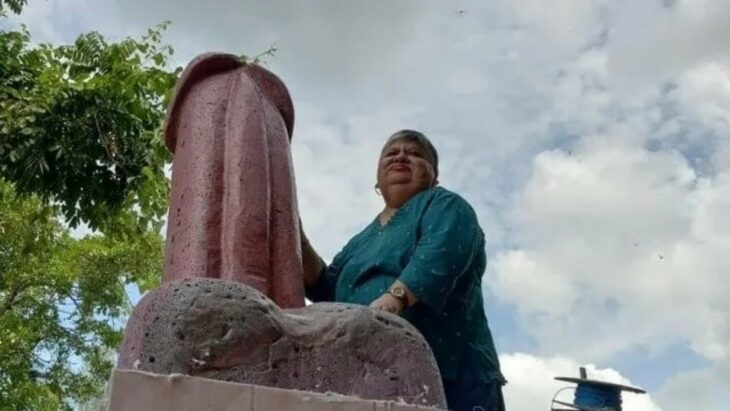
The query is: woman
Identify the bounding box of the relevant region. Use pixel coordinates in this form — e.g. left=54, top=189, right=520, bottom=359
left=301, top=130, right=506, bottom=411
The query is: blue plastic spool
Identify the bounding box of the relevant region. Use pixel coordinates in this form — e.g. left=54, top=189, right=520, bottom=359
left=551, top=367, right=646, bottom=411
left=574, top=382, right=622, bottom=409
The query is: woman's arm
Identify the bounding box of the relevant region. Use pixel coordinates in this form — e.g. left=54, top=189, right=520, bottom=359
left=300, top=224, right=325, bottom=287
left=371, top=193, right=484, bottom=314
left=397, top=192, right=482, bottom=312
left=300, top=221, right=349, bottom=302
left=371, top=192, right=481, bottom=314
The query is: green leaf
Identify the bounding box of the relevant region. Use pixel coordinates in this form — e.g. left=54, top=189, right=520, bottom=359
left=0, top=20, right=180, bottom=235
left=152, top=52, right=164, bottom=66
left=0, top=179, right=164, bottom=409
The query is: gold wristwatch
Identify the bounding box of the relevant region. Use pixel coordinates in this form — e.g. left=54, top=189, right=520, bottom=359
left=387, top=285, right=408, bottom=307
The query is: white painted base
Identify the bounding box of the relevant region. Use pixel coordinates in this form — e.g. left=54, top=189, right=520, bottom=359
left=107, top=369, right=444, bottom=411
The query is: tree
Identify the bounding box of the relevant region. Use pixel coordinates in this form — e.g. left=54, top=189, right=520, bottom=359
left=0, top=5, right=276, bottom=407
left=0, top=10, right=176, bottom=409
left=0, top=179, right=163, bottom=410
left=0, top=0, right=28, bottom=15
left=0, top=20, right=178, bottom=235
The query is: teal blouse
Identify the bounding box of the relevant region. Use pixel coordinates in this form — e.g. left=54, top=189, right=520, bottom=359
left=306, top=187, right=505, bottom=384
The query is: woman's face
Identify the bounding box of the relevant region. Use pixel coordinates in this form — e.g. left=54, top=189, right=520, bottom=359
left=376, top=139, right=437, bottom=197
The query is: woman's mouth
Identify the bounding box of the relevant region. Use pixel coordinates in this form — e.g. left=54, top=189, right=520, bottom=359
left=390, top=164, right=410, bottom=172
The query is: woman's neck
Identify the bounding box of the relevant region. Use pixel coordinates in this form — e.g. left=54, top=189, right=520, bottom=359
left=378, top=206, right=398, bottom=226
left=379, top=185, right=428, bottom=225
left=382, top=185, right=420, bottom=209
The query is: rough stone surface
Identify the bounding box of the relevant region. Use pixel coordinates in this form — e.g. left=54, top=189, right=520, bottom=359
left=162, top=53, right=303, bottom=309
left=117, top=278, right=447, bottom=408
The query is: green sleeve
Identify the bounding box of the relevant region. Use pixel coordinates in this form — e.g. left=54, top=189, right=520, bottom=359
left=398, top=193, right=481, bottom=312
left=305, top=245, right=350, bottom=302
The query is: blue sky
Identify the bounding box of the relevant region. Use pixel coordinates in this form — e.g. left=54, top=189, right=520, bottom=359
left=8, top=1, right=729, bottom=409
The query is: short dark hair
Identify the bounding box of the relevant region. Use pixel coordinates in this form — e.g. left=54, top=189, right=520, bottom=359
left=384, top=129, right=439, bottom=178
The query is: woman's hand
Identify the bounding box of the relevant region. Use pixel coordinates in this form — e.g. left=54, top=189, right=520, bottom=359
left=370, top=293, right=405, bottom=315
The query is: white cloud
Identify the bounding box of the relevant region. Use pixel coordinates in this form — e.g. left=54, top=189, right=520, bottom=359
left=653, top=360, right=730, bottom=411
left=501, top=0, right=604, bottom=54
left=673, top=63, right=730, bottom=133
left=606, top=0, right=730, bottom=93
left=501, top=352, right=662, bottom=411
left=491, top=125, right=730, bottom=361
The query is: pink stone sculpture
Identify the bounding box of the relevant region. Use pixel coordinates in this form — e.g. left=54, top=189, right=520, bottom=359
left=162, top=53, right=303, bottom=309
left=117, top=54, right=448, bottom=408
left=118, top=278, right=447, bottom=408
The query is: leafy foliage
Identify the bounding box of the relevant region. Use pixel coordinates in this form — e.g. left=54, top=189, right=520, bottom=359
left=0, top=22, right=179, bottom=234
left=0, top=0, right=28, bottom=14
left=0, top=9, right=276, bottom=409
left=240, top=43, right=279, bottom=65
left=0, top=180, right=163, bottom=410
left=0, top=14, right=176, bottom=409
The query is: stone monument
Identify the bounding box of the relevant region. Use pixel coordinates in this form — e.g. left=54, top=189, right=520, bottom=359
left=161, top=53, right=302, bottom=308
left=116, top=53, right=447, bottom=409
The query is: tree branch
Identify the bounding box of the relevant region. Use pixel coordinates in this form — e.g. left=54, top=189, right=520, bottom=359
left=0, top=281, right=29, bottom=317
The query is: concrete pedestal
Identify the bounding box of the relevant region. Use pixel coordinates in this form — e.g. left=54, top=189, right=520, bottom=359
left=107, top=369, right=443, bottom=411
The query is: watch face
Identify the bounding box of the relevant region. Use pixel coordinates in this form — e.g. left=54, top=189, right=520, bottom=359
left=391, top=287, right=406, bottom=298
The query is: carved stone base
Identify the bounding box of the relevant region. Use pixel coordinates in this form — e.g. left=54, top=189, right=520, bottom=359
left=117, top=278, right=446, bottom=408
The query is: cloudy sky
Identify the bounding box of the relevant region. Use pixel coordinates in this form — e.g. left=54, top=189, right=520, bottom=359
left=8, top=0, right=730, bottom=409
